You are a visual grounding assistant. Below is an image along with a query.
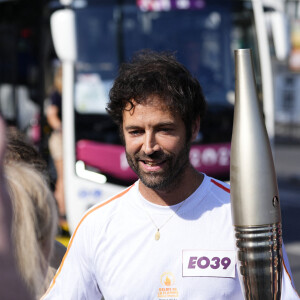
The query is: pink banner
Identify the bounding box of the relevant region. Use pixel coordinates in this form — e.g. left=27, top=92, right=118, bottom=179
left=76, top=140, right=230, bottom=181
left=136, top=0, right=206, bottom=11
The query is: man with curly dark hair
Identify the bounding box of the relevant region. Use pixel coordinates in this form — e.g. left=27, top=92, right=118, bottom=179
left=107, top=50, right=206, bottom=194
left=43, top=50, right=298, bottom=300
left=107, top=50, right=206, bottom=142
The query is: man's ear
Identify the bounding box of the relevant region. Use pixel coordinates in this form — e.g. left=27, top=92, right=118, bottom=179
left=191, top=116, right=201, bottom=142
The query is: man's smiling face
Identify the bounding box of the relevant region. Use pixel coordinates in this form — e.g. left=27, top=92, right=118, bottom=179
left=122, top=96, right=191, bottom=191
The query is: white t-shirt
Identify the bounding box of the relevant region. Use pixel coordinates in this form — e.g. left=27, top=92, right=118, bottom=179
left=42, top=174, right=299, bottom=299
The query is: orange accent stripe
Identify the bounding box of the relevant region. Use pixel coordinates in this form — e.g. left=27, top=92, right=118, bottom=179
left=283, top=259, right=293, bottom=283
left=283, top=258, right=300, bottom=297
left=41, top=184, right=134, bottom=299
left=210, top=179, right=230, bottom=193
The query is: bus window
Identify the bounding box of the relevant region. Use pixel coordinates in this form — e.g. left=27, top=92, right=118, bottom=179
left=72, top=0, right=260, bottom=184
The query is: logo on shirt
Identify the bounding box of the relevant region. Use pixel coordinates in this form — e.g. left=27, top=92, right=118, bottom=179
left=182, top=250, right=236, bottom=277
left=158, top=272, right=179, bottom=299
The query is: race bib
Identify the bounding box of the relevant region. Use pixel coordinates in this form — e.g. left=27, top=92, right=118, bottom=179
left=182, top=249, right=236, bottom=278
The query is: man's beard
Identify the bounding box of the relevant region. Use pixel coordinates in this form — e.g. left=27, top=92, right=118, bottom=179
left=126, top=142, right=191, bottom=192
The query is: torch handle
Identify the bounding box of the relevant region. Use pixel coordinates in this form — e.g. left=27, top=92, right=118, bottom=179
left=235, top=223, right=283, bottom=300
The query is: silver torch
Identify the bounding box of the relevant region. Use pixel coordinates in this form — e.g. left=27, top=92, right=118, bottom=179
left=230, top=49, right=282, bottom=299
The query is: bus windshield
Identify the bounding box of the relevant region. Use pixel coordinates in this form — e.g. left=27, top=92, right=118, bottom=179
left=73, top=0, right=259, bottom=182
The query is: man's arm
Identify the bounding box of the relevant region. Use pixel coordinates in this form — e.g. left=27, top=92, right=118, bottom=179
left=42, top=214, right=102, bottom=299
left=281, top=243, right=300, bottom=299
left=46, top=105, right=62, bottom=131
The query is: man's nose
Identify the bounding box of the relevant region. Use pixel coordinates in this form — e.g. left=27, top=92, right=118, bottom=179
left=142, top=132, right=160, bottom=155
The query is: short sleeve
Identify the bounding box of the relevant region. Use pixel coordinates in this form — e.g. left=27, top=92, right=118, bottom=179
left=281, top=243, right=300, bottom=299
left=42, top=218, right=102, bottom=299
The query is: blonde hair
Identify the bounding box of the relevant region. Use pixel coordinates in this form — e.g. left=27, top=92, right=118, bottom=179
left=53, top=65, right=62, bottom=94
left=5, top=162, right=58, bottom=299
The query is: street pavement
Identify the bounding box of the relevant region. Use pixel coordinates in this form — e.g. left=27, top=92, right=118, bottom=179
left=274, top=142, right=300, bottom=295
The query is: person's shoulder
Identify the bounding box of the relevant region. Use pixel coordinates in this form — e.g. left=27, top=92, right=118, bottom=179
left=206, top=175, right=231, bottom=205
left=69, top=183, right=137, bottom=244
left=80, top=183, right=137, bottom=225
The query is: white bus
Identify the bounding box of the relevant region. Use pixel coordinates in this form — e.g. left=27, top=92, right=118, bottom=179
left=50, top=0, right=289, bottom=233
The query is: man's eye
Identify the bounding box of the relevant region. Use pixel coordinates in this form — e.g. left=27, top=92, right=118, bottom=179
left=160, top=128, right=171, bottom=132
left=129, top=130, right=142, bottom=135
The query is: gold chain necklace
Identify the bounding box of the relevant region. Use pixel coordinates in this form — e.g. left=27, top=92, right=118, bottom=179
left=140, top=195, right=187, bottom=241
